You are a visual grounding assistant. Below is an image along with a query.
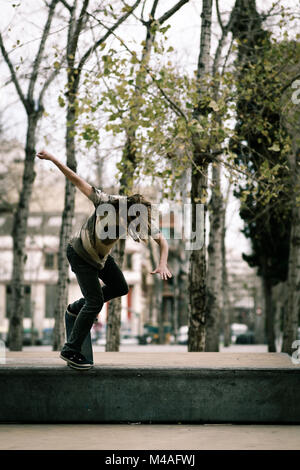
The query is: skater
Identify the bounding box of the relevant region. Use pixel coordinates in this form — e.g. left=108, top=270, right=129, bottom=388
left=36, top=149, right=172, bottom=370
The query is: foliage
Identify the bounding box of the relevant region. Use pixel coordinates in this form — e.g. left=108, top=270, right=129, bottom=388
left=73, top=29, right=235, bottom=199
left=68, top=14, right=298, bottom=207
left=230, top=16, right=300, bottom=285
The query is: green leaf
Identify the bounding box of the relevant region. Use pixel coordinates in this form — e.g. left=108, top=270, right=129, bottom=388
left=268, top=143, right=280, bottom=152
left=58, top=96, right=65, bottom=107
left=208, top=100, right=219, bottom=112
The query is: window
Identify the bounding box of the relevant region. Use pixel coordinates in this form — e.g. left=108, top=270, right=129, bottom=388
left=48, top=216, right=61, bottom=227
left=161, top=227, right=170, bottom=239
left=44, top=252, right=57, bottom=270
left=6, top=285, right=31, bottom=318
left=28, top=216, right=42, bottom=227
left=45, top=284, right=57, bottom=318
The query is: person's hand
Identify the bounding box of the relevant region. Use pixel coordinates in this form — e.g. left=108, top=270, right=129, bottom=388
left=151, top=264, right=173, bottom=280
left=36, top=149, right=54, bottom=161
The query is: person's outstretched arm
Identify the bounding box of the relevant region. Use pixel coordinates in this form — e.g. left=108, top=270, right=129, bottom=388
left=36, top=149, right=93, bottom=199
left=151, top=232, right=173, bottom=280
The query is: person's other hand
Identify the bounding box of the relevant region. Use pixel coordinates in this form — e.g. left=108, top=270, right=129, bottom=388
left=36, top=150, right=54, bottom=160
left=150, top=265, right=173, bottom=280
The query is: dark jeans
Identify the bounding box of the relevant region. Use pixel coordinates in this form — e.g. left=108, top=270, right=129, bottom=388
left=62, top=243, right=129, bottom=354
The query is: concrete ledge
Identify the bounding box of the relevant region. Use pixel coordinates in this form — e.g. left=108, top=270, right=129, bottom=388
left=1, top=352, right=299, bottom=423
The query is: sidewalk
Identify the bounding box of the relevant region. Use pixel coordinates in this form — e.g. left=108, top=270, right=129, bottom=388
left=1, top=424, right=299, bottom=450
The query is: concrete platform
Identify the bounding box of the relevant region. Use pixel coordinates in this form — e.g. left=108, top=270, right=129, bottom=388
left=1, top=352, right=299, bottom=424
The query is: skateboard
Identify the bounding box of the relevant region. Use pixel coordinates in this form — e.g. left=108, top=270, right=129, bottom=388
left=64, top=310, right=94, bottom=364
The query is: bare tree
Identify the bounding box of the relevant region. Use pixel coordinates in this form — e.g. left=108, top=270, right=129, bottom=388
left=52, top=0, right=143, bottom=350
left=204, top=1, right=235, bottom=351
left=103, top=0, right=190, bottom=351
left=188, top=0, right=213, bottom=351
left=220, top=181, right=232, bottom=347
left=0, top=0, right=62, bottom=350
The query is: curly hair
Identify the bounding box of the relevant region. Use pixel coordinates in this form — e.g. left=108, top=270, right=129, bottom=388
left=109, top=193, right=154, bottom=243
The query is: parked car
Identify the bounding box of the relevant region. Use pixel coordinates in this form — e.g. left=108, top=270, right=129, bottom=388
left=23, top=328, right=42, bottom=346
left=5, top=328, right=42, bottom=347
left=177, top=325, right=188, bottom=345
left=42, top=328, right=53, bottom=345
left=121, top=334, right=139, bottom=345
left=137, top=334, right=152, bottom=345
left=138, top=324, right=173, bottom=344
left=235, top=331, right=255, bottom=344
left=230, top=323, right=248, bottom=344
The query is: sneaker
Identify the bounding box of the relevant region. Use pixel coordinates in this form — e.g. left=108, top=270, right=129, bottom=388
left=60, top=350, right=92, bottom=370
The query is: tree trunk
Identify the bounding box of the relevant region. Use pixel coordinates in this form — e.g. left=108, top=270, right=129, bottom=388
left=205, top=163, right=223, bottom=351
left=188, top=157, right=208, bottom=351
left=52, top=100, right=77, bottom=350
left=263, top=275, right=276, bottom=352
left=273, top=282, right=285, bottom=352
left=106, top=238, right=126, bottom=351
left=148, top=237, right=163, bottom=338
left=178, top=168, right=190, bottom=330
left=282, top=150, right=300, bottom=355
left=113, top=2, right=189, bottom=348
left=221, top=194, right=231, bottom=347
left=172, top=273, right=179, bottom=344
left=0, top=0, right=60, bottom=350
left=51, top=0, right=142, bottom=350
left=188, top=0, right=212, bottom=352
left=9, top=112, right=39, bottom=350
left=254, top=278, right=265, bottom=344
left=52, top=0, right=88, bottom=350
left=108, top=8, right=158, bottom=350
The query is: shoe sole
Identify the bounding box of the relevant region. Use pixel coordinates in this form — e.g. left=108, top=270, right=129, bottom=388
left=59, top=353, right=92, bottom=370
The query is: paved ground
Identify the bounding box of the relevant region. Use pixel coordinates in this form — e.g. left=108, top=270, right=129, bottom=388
left=23, top=343, right=270, bottom=353
left=4, top=350, right=297, bottom=368
left=0, top=424, right=299, bottom=450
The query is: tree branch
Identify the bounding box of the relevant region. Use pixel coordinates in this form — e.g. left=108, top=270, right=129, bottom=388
left=150, top=0, right=159, bottom=19
left=213, top=0, right=238, bottom=75
left=27, top=0, right=59, bottom=102
left=70, top=0, right=90, bottom=60
left=0, top=32, right=27, bottom=110
left=148, top=69, right=188, bottom=120
left=92, top=19, right=189, bottom=122
left=76, top=0, right=142, bottom=78
left=38, top=57, right=65, bottom=105
left=280, top=72, right=300, bottom=95
left=59, top=0, right=73, bottom=12
left=157, top=0, right=190, bottom=25
left=261, top=0, right=282, bottom=22
left=66, top=0, right=77, bottom=59
left=141, top=0, right=147, bottom=22
left=215, top=0, right=224, bottom=32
